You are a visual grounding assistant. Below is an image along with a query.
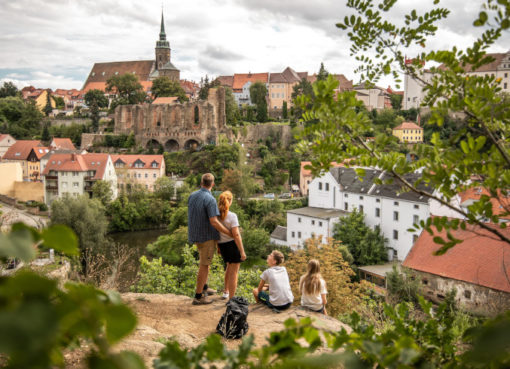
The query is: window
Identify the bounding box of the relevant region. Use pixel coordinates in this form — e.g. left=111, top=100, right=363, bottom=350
left=359, top=205, right=364, bottom=213
left=413, top=215, right=419, bottom=224
left=298, top=232, right=301, bottom=238
left=344, top=193, right=348, bottom=198
left=393, top=230, right=398, bottom=240
left=311, top=220, right=315, bottom=225
left=375, top=207, right=380, bottom=217
left=376, top=198, right=380, bottom=203
left=319, top=221, right=323, bottom=227
left=325, top=183, right=329, bottom=191
left=292, top=231, right=295, bottom=238
left=62, top=182, right=68, bottom=188
left=359, top=195, right=364, bottom=200
left=394, top=201, right=399, bottom=206
left=393, top=249, right=398, bottom=258
left=394, top=211, right=399, bottom=221
left=505, top=83, right=508, bottom=89
left=414, top=204, right=419, bottom=209
left=145, top=173, right=148, bottom=178
left=318, top=182, right=323, bottom=190
left=422, top=278, right=428, bottom=285
left=298, top=217, right=301, bottom=223
left=413, top=234, right=419, bottom=243
left=344, top=202, right=348, bottom=210
left=153, top=173, right=157, bottom=178
left=73, top=182, right=79, bottom=188
left=464, top=290, right=471, bottom=299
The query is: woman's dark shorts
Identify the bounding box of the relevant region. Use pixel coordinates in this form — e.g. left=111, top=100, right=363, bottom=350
left=219, top=240, right=242, bottom=263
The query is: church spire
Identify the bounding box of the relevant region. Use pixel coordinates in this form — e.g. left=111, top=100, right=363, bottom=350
left=159, top=11, right=166, bottom=41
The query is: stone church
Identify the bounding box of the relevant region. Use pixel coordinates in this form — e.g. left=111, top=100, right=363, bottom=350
left=82, top=12, right=180, bottom=93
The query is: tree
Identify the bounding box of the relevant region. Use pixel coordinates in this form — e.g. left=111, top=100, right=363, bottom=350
left=0, top=81, right=20, bottom=98
left=282, top=101, right=288, bottom=120
left=151, top=76, right=188, bottom=101
left=50, top=195, right=109, bottom=275
left=298, top=0, right=510, bottom=250
left=106, top=73, right=146, bottom=111
left=153, top=176, right=176, bottom=201
left=41, top=122, right=50, bottom=142
left=333, top=209, right=388, bottom=266
left=224, top=86, right=240, bottom=125
left=249, top=82, right=268, bottom=122
left=291, top=78, right=314, bottom=120
left=84, top=89, right=108, bottom=132
left=52, top=95, right=65, bottom=109
left=390, top=93, right=403, bottom=110
left=242, top=228, right=270, bottom=260
left=43, top=90, right=53, bottom=116
left=147, top=226, right=189, bottom=265
left=317, top=62, right=329, bottom=81
left=0, top=97, right=43, bottom=139
left=91, top=180, right=114, bottom=206
left=285, top=237, right=365, bottom=317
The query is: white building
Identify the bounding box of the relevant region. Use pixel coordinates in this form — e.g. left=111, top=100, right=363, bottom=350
left=42, top=153, right=117, bottom=204
left=279, top=167, right=431, bottom=260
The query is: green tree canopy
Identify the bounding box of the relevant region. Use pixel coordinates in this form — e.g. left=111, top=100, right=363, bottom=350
left=224, top=86, right=240, bottom=125
left=317, top=62, right=329, bottom=81
left=106, top=73, right=146, bottom=111
left=151, top=76, right=188, bottom=101
left=0, top=97, right=43, bottom=139
left=84, top=89, right=109, bottom=132
left=333, top=209, right=388, bottom=266
left=249, top=82, right=268, bottom=122
left=91, top=180, right=114, bottom=206
left=0, top=81, right=20, bottom=98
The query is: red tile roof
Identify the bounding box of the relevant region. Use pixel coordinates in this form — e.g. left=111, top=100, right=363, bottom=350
left=42, top=153, right=109, bottom=180
left=216, top=76, right=234, bottom=87
left=308, top=74, right=353, bottom=91
left=437, top=52, right=508, bottom=73
left=403, top=223, right=510, bottom=293
left=31, top=147, right=50, bottom=160
left=83, top=60, right=155, bottom=88
left=51, top=138, right=76, bottom=151
left=2, top=140, right=42, bottom=160
left=300, top=161, right=345, bottom=177
left=232, top=73, right=269, bottom=91
left=459, top=187, right=510, bottom=219
left=110, top=154, right=164, bottom=169
left=393, top=122, right=423, bottom=130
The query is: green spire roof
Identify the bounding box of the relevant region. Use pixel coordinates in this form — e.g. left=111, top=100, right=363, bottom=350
left=159, top=11, right=166, bottom=40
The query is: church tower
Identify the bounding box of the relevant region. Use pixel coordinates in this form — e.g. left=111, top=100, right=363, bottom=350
left=155, top=12, right=170, bottom=70
left=151, top=10, right=180, bottom=81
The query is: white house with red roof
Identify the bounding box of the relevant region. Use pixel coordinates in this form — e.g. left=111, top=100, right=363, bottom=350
left=42, top=153, right=117, bottom=204
left=403, top=223, right=510, bottom=315
left=110, top=154, right=165, bottom=192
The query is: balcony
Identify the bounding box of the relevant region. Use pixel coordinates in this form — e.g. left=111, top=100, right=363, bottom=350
left=45, top=175, right=57, bottom=180
left=46, top=185, right=58, bottom=191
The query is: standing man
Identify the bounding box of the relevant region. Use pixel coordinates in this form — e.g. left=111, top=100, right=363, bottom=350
left=188, top=173, right=232, bottom=305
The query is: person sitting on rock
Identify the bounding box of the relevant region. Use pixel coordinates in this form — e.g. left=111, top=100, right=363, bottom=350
left=299, top=259, right=328, bottom=315
left=252, top=250, right=293, bottom=311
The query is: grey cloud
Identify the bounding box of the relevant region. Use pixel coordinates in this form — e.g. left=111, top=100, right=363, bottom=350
left=203, top=46, right=244, bottom=61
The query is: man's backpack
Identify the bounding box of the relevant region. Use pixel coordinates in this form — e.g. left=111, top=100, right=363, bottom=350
left=216, top=296, right=249, bottom=339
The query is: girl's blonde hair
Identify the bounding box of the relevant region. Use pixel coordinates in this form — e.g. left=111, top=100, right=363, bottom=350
left=218, top=191, right=233, bottom=220
left=300, top=259, right=322, bottom=295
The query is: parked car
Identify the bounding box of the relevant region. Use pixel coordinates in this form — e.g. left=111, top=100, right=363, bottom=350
left=278, top=193, right=292, bottom=199
left=263, top=193, right=275, bottom=199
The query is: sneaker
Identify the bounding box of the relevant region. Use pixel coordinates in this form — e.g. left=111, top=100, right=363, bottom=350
left=222, top=292, right=229, bottom=299
left=192, top=296, right=213, bottom=305
left=202, top=287, right=217, bottom=297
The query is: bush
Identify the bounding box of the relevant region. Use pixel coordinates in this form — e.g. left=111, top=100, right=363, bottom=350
left=386, top=265, right=421, bottom=304
left=134, top=244, right=261, bottom=302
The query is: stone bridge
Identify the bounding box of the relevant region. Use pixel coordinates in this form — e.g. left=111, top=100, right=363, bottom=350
left=113, top=88, right=230, bottom=151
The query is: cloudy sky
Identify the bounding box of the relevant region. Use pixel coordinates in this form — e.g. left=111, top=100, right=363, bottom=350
left=0, top=0, right=508, bottom=90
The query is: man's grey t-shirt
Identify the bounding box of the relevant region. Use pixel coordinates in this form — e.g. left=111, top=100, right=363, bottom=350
left=187, top=188, right=220, bottom=244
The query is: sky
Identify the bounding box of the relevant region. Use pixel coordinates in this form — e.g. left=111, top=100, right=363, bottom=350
left=0, top=0, right=508, bottom=91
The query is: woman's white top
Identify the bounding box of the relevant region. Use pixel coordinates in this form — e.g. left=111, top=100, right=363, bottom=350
left=300, top=276, right=327, bottom=311
left=218, top=211, right=239, bottom=243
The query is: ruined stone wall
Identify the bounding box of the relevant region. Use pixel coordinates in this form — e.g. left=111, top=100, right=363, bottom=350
left=114, top=88, right=227, bottom=151
left=233, top=123, right=292, bottom=148
left=416, top=270, right=510, bottom=316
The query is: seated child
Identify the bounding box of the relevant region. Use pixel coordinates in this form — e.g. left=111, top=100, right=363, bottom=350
left=299, top=259, right=327, bottom=315
left=252, top=250, right=293, bottom=311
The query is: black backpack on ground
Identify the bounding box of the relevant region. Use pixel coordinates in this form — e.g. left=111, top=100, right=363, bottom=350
left=216, top=296, right=249, bottom=339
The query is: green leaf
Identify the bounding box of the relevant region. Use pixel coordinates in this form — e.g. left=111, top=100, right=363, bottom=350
left=40, top=225, right=79, bottom=256
left=205, top=334, right=225, bottom=361
left=104, top=304, right=137, bottom=343
left=0, top=229, right=36, bottom=262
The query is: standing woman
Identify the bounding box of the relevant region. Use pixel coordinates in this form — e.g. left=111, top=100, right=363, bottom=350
left=217, top=191, right=247, bottom=299
left=299, top=259, right=328, bottom=315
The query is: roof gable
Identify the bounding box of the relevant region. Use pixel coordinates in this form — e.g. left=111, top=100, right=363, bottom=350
left=3, top=140, right=42, bottom=160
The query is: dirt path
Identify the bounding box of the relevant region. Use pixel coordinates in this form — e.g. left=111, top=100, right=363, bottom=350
left=0, top=201, right=48, bottom=231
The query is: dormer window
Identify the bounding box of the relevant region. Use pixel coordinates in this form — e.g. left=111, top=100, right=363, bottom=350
left=134, top=159, right=145, bottom=168
left=151, top=161, right=158, bottom=168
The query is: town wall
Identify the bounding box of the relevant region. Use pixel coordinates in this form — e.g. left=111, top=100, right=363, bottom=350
left=13, top=182, right=44, bottom=202
left=0, top=162, right=23, bottom=197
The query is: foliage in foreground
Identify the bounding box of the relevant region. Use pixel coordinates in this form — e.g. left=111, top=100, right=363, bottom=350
left=133, top=244, right=261, bottom=302
left=0, top=223, right=144, bottom=369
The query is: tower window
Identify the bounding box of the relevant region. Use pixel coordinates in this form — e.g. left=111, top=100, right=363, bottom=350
left=194, top=106, right=200, bottom=124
